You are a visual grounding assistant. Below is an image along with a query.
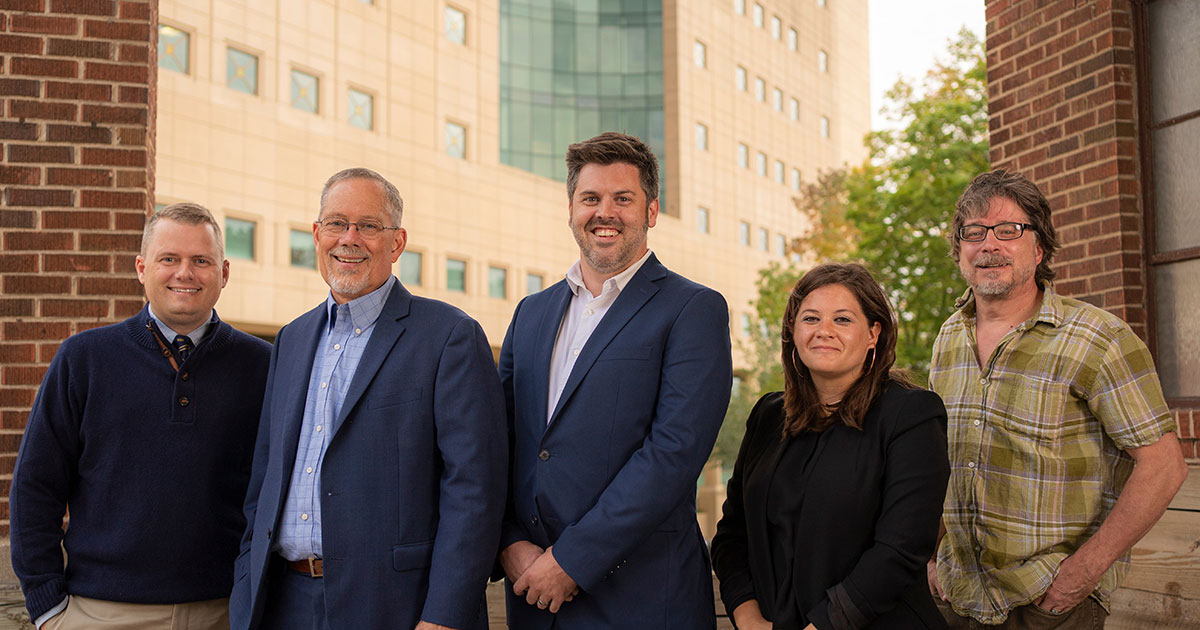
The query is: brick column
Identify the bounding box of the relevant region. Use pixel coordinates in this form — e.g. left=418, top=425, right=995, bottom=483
left=984, top=0, right=1195, bottom=460
left=0, top=0, right=157, bottom=535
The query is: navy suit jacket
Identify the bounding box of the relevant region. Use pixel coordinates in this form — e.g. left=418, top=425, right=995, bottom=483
left=499, top=254, right=732, bottom=629
left=230, top=281, right=507, bottom=630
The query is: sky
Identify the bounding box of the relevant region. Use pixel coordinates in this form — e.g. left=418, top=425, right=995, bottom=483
left=868, top=1, right=987, bottom=130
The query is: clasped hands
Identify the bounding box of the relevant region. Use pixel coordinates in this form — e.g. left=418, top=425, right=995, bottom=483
left=501, top=541, right=579, bottom=613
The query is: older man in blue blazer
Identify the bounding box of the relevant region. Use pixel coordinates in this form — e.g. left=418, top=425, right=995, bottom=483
left=498, top=132, right=733, bottom=629
left=230, top=168, right=507, bottom=630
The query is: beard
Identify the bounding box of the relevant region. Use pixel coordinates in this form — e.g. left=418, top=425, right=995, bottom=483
left=572, top=212, right=650, bottom=275
left=323, top=245, right=374, bottom=297
left=967, top=252, right=1035, bottom=298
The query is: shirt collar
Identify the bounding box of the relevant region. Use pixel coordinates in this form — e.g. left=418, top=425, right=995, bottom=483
left=147, top=305, right=216, bottom=344
left=563, top=250, right=653, bottom=297
left=954, top=280, right=1064, bottom=328
left=325, top=274, right=395, bottom=332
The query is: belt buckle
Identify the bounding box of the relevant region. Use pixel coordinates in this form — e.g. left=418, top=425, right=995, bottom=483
left=306, top=556, right=323, bottom=577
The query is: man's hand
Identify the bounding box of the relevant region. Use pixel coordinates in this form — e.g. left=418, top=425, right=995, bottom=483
left=730, top=600, right=772, bottom=630
left=500, top=540, right=545, bottom=583
left=1038, top=553, right=1102, bottom=614
left=927, top=557, right=946, bottom=600
left=511, top=546, right=578, bottom=614
left=414, top=622, right=455, bottom=630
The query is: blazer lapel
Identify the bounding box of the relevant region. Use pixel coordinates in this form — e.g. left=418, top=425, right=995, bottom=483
left=274, top=305, right=326, bottom=489
left=533, top=284, right=572, bottom=428
left=331, top=282, right=410, bottom=437
left=547, top=255, right=665, bottom=425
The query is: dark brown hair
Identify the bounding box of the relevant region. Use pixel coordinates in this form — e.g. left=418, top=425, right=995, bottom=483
left=565, top=131, right=659, bottom=205
left=950, top=168, right=1059, bottom=285
left=780, top=263, right=913, bottom=436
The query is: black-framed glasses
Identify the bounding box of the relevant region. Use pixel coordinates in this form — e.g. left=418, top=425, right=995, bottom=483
left=315, top=218, right=400, bottom=238
left=957, top=222, right=1035, bottom=242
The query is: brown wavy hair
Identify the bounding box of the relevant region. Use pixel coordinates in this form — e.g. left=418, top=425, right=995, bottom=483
left=780, top=263, right=913, bottom=436
left=950, top=168, right=1059, bottom=285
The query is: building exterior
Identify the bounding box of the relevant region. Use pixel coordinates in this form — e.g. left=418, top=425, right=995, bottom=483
left=152, top=0, right=870, bottom=347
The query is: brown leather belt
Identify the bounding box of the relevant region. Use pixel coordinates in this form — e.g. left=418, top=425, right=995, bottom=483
left=284, top=556, right=323, bottom=577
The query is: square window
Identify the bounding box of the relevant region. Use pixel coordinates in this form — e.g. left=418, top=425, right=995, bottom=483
left=790, top=97, right=800, bottom=121
left=773, top=88, right=783, bottom=111
left=446, top=258, right=466, bottom=292
left=401, top=251, right=422, bottom=286
left=694, top=41, right=706, bottom=69
left=290, top=69, right=319, bottom=113
left=289, top=229, right=314, bottom=268
left=697, top=207, right=709, bottom=234
left=756, top=152, right=767, bottom=177
left=735, top=0, right=745, bottom=15
left=736, top=66, right=747, bottom=91
left=226, top=217, right=255, bottom=260
left=737, top=143, right=749, bottom=168
left=753, top=3, right=764, bottom=27
left=754, top=77, right=765, bottom=102
left=774, top=160, right=784, bottom=184
left=446, top=121, right=467, bottom=159
left=158, top=25, right=189, bottom=74
left=791, top=168, right=801, bottom=191
left=526, top=273, right=543, bottom=295
left=758, top=227, right=769, bottom=251
left=446, top=6, right=466, bottom=45
left=819, top=49, right=829, bottom=73
left=771, top=16, right=781, bottom=39
left=820, top=115, right=831, bottom=138
left=739, top=221, right=750, bottom=246
left=741, top=313, right=752, bottom=336
left=488, top=266, right=507, bottom=299
left=226, top=47, right=257, bottom=95
left=818, top=0, right=826, bottom=6
left=695, top=123, right=708, bottom=151
left=788, top=27, right=798, bottom=51
left=348, top=88, right=374, bottom=130
left=776, top=234, right=787, bottom=256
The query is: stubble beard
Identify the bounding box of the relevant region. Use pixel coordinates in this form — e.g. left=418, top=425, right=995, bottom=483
left=572, top=213, right=650, bottom=275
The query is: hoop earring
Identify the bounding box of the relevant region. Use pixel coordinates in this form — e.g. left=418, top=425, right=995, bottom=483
left=864, top=346, right=876, bottom=374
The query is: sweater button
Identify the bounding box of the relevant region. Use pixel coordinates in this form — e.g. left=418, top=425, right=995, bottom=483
left=181, top=372, right=189, bottom=381
left=538, top=449, right=550, bottom=461
left=179, top=397, right=189, bottom=407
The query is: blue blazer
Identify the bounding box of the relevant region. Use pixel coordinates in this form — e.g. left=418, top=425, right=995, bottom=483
left=499, top=254, right=732, bottom=629
left=230, top=281, right=507, bottom=630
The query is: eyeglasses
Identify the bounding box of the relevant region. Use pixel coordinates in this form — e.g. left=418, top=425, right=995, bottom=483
left=957, top=222, right=1035, bottom=242
left=315, top=218, right=400, bottom=238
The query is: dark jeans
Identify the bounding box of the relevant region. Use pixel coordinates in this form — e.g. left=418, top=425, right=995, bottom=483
left=937, top=597, right=1107, bottom=630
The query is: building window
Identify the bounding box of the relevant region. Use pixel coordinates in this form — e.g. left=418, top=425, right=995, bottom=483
left=754, top=77, right=765, bottom=102
left=790, top=97, right=800, bottom=121
left=695, top=123, right=708, bottom=151
left=401, top=251, right=422, bottom=286
left=446, top=121, right=466, bottom=159
left=697, top=206, right=709, bottom=234
left=770, top=16, right=781, bottom=39
left=820, top=115, right=830, bottom=138
left=773, top=88, right=783, bottom=111
left=158, top=25, right=189, bottom=74
left=741, top=313, right=752, bottom=336
left=736, top=65, right=747, bottom=91
left=348, top=88, right=374, bottom=130
left=753, top=3, right=764, bottom=27
left=226, top=47, right=257, bottom=95
left=788, top=27, right=798, bottom=51
left=446, top=258, right=466, bottom=292
left=290, top=69, right=319, bottom=113
left=488, top=266, right=507, bottom=299
left=818, top=0, right=826, bottom=6
left=776, top=234, right=787, bottom=256
left=819, top=49, right=829, bottom=73
left=289, top=229, right=314, bottom=268
left=774, top=160, right=784, bottom=184
left=758, top=227, right=769, bottom=251
left=526, top=273, right=543, bottom=295
left=739, top=221, right=750, bottom=246
left=226, top=217, right=255, bottom=260
left=735, top=0, right=745, bottom=15
left=756, top=151, right=767, bottom=177
left=694, top=40, right=706, bottom=68
left=791, top=168, right=801, bottom=191
left=737, top=143, right=749, bottom=168
left=445, top=6, right=466, bottom=45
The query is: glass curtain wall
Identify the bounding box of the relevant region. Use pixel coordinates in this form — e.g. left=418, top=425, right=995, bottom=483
left=500, top=0, right=666, bottom=187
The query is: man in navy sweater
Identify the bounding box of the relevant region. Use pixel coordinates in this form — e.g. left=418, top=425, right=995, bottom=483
left=9, top=203, right=272, bottom=630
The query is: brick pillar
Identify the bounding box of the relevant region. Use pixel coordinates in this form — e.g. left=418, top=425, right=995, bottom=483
left=984, top=0, right=1195, bottom=460
left=0, top=0, right=157, bottom=535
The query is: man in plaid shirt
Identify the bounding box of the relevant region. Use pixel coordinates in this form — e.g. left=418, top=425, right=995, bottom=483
left=926, top=169, right=1187, bottom=629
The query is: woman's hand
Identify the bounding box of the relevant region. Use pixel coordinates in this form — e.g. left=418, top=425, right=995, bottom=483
left=731, top=600, right=773, bottom=630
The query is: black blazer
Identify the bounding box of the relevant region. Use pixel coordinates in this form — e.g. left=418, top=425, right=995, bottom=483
left=712, top=382, right=950, bottom=629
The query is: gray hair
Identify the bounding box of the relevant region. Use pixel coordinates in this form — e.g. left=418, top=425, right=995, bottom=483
left=142, top=202, right=224, bottom=259
left=319, top=167, right=404, bottom=226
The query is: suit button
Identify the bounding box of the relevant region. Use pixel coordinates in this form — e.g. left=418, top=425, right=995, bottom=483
left=531, top=515, right=538, bottom=526
left=180, top=372, right=189, bottom=381
left=538, top=449, right=550, bottom=461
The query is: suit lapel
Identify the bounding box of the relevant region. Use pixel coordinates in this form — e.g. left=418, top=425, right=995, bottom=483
left=331, top=282, right=410, bottom=437
left=547, top=255, right=665, bottom=425
left=533, top=284, right=572, bottom=428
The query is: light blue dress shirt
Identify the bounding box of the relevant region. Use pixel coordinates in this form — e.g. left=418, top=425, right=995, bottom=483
left=275, top=275, right=395, bottom=560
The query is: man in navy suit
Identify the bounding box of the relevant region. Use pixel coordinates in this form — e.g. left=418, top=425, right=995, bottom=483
left=230, top=168, right=507, bottom=630
left=498, top=132, right=733, bottom=628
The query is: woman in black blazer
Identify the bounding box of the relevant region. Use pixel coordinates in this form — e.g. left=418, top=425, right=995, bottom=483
left=712, top=263, right=950, bottom=630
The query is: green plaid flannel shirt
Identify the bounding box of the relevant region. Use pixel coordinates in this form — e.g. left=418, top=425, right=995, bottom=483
left=929, top=284, right=1174, bottom=624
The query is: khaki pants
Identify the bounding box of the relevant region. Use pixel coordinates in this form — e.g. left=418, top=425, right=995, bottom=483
left=42, top=595, right=229, bottom=630
left=937, top=597, right=1107, bottom=630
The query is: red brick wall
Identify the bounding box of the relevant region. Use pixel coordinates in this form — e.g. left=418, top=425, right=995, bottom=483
left=0, top=0, right=157, bottom=534
left=984, top=0, right=1196, bottom=461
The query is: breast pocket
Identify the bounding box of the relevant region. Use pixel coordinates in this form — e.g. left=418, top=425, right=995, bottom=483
left=365, top=387, right=423, bottom=411
left=597, top=344, right=652, bottom=362
left=1004, top=376, right=1068, bottom=443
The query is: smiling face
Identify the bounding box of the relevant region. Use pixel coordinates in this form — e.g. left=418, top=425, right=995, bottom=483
left=314, top=177, right=406, bottom=303
left=958, top=196, right=1043, bottom=300
left=136, top=218, right=229, bottom=335
left=569, top=162, right=659, bottom=280
left=792, top=283, right=881, bottom=399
